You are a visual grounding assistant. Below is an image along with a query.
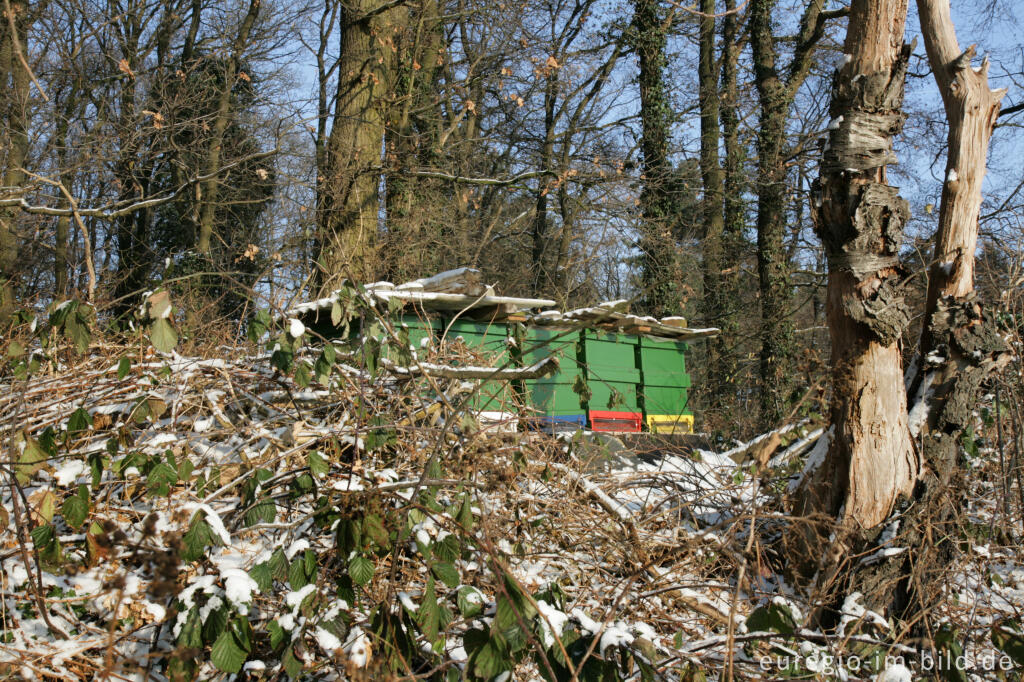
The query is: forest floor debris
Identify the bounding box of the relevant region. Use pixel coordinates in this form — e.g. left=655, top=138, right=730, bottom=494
left=0, top=317, right=1022, bottom=680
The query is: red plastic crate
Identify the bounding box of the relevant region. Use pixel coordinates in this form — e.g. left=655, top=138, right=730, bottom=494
left=588, top=410, right=642, bottom=433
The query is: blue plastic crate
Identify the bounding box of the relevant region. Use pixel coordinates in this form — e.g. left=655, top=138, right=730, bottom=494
left=523, top=414, right=586, bottom=433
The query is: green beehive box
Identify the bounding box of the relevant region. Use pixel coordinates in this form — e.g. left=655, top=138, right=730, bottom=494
left=640, top=385, right=690, bottom=415
left=441, top=319, right=515, bottom=411
left=638, top=336, right=692, bottom=416
left=521, top=327, right=586, bottom=416
left=580, top=331, right=642, bottom=413
left=386, top=316, right=442, bottom=362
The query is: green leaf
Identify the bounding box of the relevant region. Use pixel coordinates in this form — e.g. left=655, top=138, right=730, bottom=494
left=271, top=334, right=294, bottom=373
left=249, top=562, right=272, bottom=594
left=117, top=357, right=131, bottom=380
left=431, top=562, right=460, bottom=589
left=992, top=619, right=1024, bottom=665
left=30, top=523, right=60, bottom=565
left=308, top=450, right=329, bottom=477
left=147, top=462, right=178, bottom=497
left=294, top=360, right=312, bottom=388
left=175, top=606, right=202, bottom=648
left=244, top=497, right=276, bottom=527
left=349, top=554, right=375, bottom=587
left=247, top=312, right=267, bottom=344
left=458, top=494, right=474, bottom=532
left=267, top=620, right=287, bottom=651
left=150, top=317, right=178, bottom=353
left=934, top=625, right=970, bottom=682
left=8, top=340, right=26, bottom=360
left=88, top=451, right=106, bottom=488
left=434, top=534, right=459, bottom=563
left=64, top=310, right=91, bottom=353
left=210, top=627, right=248, bottom=673
left=745, top=602, right=797, bottom=636
left=468, top=630, right=511, bottom=680
left=268, top=548, right=289, bottom=580
left=202, top=605, right=229, bottom=644
left=67, top=408, right=93, bottom=437
left=282, top=646, right=303, bottom=678
left=363, top=513, right=389, bottom=549
left=418, top=577, right=440, bottom=642
left=288, top=550, right=317, bottom=590
left=177, top=457, right=193, bottom=481
left=457, top=586, right=485, bottom=618
left=16, top=434, right=48, bottom=484
left=61, top=485, right=89, bottom=529
left=181, top=516, right=215, bottom=562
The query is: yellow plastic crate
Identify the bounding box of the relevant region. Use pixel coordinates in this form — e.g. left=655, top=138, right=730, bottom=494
left=646, top=414, right=694, bottom=434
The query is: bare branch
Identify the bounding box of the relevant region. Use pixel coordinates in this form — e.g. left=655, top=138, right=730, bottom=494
left=403, top=168, right=557, bottom=186
left=0, top=147, right=278, bottom=220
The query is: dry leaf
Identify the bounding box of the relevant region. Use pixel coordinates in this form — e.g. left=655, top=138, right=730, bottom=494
left=118, top=58, right=135, bottom=79
left=29, top=489, right=57, bottom=525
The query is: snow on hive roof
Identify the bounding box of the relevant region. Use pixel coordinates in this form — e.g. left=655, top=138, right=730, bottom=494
left=286, top=268, right=719, bottom=341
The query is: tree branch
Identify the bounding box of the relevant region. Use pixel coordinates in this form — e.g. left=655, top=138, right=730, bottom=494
left=0, top=147, right=278, bottom=220
left=404, top=168, right=557, bottom=186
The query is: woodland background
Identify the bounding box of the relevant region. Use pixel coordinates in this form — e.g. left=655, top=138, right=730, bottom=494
left=2, top=0, right=1022, bottom=437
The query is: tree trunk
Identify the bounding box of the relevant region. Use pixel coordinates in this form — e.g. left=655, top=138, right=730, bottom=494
left=633, top=0, right=678, bottom=318
left=699, top=0, right=727, bottom=412
left=317, top=0, right=398, bottom=291
left=749, top=0, right=830, bottom=428
left=112, top=16, right=148, bottom=313
left=793, top=0, right=1013, bottom=626
left=750, top=0, right=795, bottom=427
left=382, top=0, right=439, bottom=282
left=796, top=0, right=917, bottom=539
left=195, top=0, right=261, bottom=255
left=0, top=0, right=29, bottom=320
left=530, top=74, right=558, bottom=297
left=714, top=0, right=746, bottom=416
left=916, top=0, right=1006, bottom=350
left=54, top=110, right=73, bottom=296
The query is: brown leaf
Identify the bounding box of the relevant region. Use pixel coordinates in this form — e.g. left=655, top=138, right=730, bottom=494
left=29, top=489, right=57, bottom=525
left=118, top=58, right=135, bottom=79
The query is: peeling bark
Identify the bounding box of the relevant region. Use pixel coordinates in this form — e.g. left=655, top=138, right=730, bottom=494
left=794, top=0, right=1015, bottom=630
left=797, top=0, right=918, bottom=535
left=916, top=0, right=1006, bottom=350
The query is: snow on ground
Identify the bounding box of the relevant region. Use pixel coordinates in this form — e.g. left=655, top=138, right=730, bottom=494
left=0, top=336, right=1021, bottom=680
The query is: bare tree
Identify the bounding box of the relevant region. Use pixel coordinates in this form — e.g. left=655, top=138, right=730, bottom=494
left=794, top=0, right=1013, bottom=623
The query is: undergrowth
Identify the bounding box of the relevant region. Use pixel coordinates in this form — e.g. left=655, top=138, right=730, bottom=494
left=0, top=286, right=1022, bottom=680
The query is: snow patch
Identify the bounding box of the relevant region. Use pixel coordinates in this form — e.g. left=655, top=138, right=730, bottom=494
left=536, top=600, right=569, bottom=648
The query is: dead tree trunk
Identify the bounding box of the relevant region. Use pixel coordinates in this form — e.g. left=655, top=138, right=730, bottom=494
left=796, top=0, right=918, bottom=538
left=868, top=0, right=1013, bottom=624
left=792, top=0, right=1013, bottom=626
left=916, top=0, right=1006, bottom=345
